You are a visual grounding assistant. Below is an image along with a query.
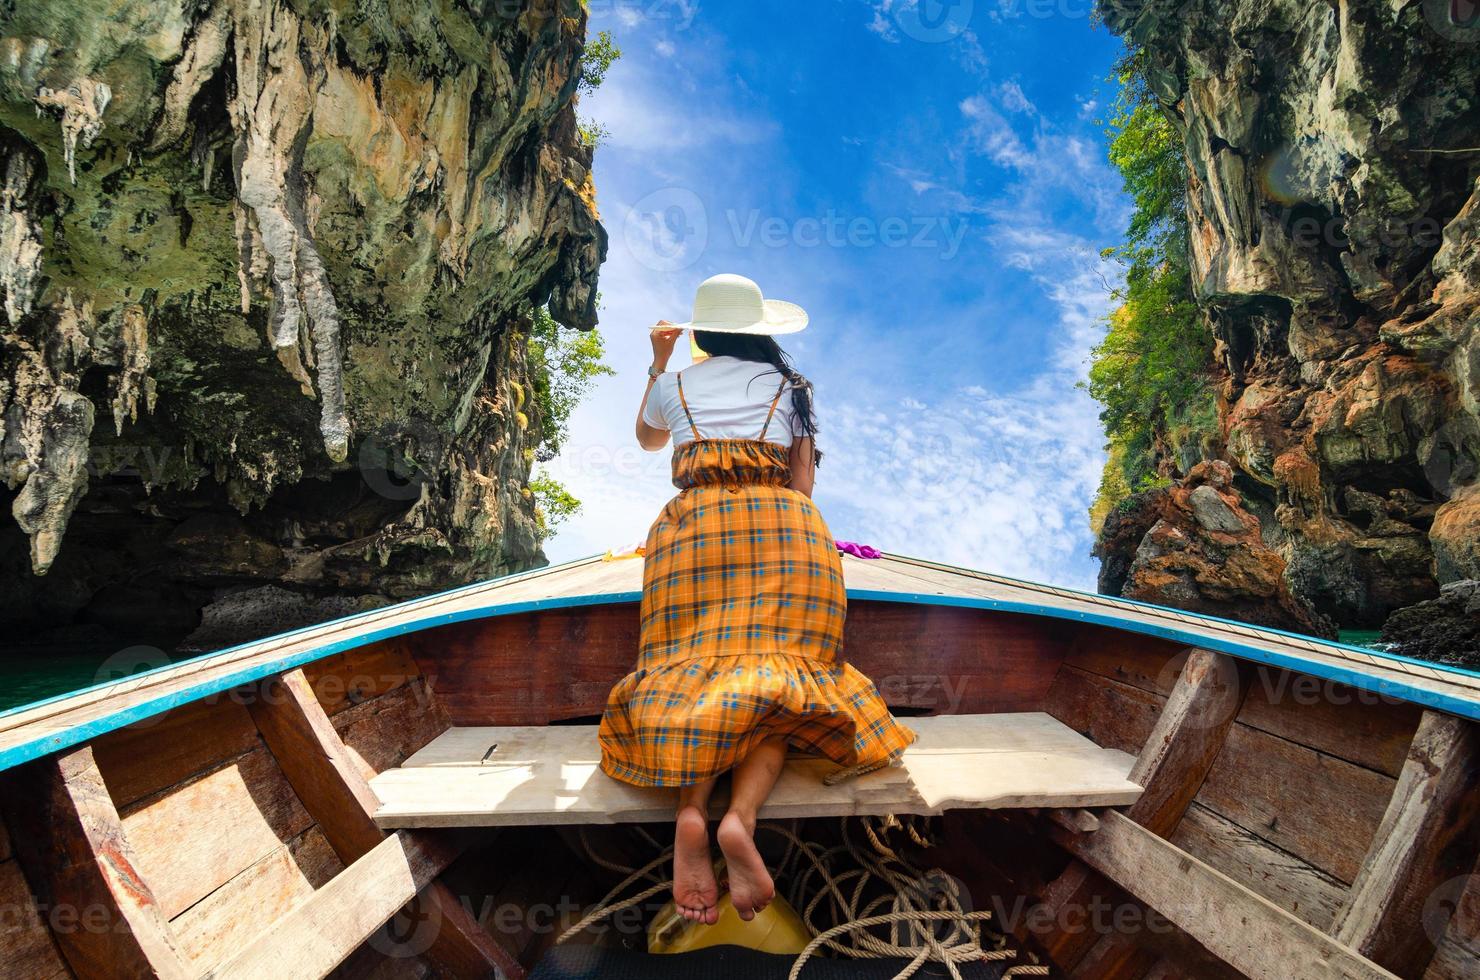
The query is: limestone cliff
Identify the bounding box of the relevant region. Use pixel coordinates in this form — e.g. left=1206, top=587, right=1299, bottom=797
left=1096, top=0, right=1479, bottom=635
left=0, top=0, right=606, bottom=650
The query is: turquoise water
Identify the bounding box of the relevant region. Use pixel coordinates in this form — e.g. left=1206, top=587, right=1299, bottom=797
left=0, top=648, right=177, bottom=714
left=1338, top=630, right=1385, bottom=649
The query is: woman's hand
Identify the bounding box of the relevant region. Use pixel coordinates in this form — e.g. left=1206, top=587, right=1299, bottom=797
left=650, top=321, right=682, bottom=370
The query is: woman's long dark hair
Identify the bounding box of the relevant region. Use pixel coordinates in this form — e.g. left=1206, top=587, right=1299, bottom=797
left=693, top=330, right=821, bottom=464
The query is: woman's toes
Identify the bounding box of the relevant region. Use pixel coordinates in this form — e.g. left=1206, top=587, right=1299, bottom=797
left=672, top=805, right=719, bottom=918
left=716, top=810, right=774, bottom=922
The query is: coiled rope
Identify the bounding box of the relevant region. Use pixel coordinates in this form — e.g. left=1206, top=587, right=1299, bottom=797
left=559, top=815, right=1047, bottom=980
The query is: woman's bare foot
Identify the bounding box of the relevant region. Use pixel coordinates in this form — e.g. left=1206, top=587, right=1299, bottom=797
left=673, top=805, right=719, bottom=924
left=716, top=810, right=774, bottom=921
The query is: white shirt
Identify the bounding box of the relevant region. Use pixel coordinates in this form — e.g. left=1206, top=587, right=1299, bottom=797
left=643, top=355, right=806, bottom=448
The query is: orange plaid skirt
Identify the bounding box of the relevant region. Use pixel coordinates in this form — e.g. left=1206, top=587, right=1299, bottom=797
left=599, top=437, right=916, bottom=787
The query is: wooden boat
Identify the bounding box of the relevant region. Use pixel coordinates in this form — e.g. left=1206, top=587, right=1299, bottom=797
left=1, top=552, right=1476, bottom=980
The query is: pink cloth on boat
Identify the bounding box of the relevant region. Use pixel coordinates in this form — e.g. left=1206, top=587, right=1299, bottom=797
left=836, top=540, right=883, bottom=559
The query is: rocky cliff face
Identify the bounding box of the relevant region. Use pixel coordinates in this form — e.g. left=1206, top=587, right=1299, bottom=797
left=1097, top=0, right=1480, bottom=635
left=0, top=0, right=605, bottom=651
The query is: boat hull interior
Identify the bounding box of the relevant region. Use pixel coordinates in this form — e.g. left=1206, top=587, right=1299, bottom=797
left=0, top=555, right=1476, bottom=980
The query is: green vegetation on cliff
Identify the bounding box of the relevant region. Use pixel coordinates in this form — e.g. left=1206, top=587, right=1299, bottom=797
left=526, top=304, right=614, bottom=534
left=1086, top=59, right=1216, bottom=534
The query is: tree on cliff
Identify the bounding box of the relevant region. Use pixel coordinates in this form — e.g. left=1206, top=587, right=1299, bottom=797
left=1086, top=57, right=1215, bottom=535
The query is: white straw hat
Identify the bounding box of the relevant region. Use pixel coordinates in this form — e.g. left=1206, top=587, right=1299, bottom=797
left=672, top=274, right=809, bottom=335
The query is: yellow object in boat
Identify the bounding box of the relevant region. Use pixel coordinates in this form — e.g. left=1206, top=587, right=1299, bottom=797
left=648, top=881, right=810, bottom=955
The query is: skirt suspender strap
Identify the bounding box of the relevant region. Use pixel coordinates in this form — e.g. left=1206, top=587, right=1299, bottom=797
left=757, top=379, right=788, bottom=441
left=675, top=372, right=702, bottom=441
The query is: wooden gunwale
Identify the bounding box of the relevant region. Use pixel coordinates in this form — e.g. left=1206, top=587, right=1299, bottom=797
left=2, top=553, right=1477, bottom=774
left=0, top=554, right=1476, bottom=980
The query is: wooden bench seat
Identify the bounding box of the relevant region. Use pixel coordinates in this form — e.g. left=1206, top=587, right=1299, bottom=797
left=369, top=713, right=1143, bottom=829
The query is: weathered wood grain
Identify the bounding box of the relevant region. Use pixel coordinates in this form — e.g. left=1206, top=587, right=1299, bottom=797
left=1125, top=650, right=1247, bottom=836
left=331, top=678, right=449, bottom=776
left=1042, top=665, right=1165, bottom=755
left=205, top=831, right=463, bottom=980
left=1065, top=625, right=1420, bottom=778
left=1037, top=650, right=1245, bottom=974
left=300, top=642, right=422, bottom=717
left=1235, top=674, right=1420, bottom=779
left=1197, top=724, right=1395, bottom=884
left=1169, top=801, right=1347, bottom=930
left=420, top=600, right=1071, bottom=727
left=1424, top=864, right=1480, bottom=980
left=249, top=668, right=521, bottom=980
left=0, top=857, right=73, bottom=980
left=1051, top=810, right=1397, bottom=980
left=248, top=672, right=383, bottom=862
left=90, top=695, right=261, bottom=809
left=1061, top=626, right=1186, bottom=696
left=119, top=744, right=314, bottom=919
left=171, top=826, right=344, bottom=970
left=371, top=715, right=1142, bottom=827
left=1334, top=712, right=1480, bottom=976
left=0, top=745, right=191, bottom=980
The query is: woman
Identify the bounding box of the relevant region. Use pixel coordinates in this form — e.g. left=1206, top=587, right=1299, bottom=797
left=598, top=274, right=916, bottom=926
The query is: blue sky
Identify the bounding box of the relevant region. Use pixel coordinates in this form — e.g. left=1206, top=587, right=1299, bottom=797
left=539, top=0, right=1131, bottom=589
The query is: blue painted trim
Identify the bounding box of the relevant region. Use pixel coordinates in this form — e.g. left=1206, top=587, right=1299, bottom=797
left=3, top=563, right=1477, bottom=774
left=882, top=551, right=1480, bottom=682
left=845, top=590, right=1480, bottom=723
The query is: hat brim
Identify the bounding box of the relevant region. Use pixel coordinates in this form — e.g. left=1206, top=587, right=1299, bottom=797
left=672, top=299, right=809, bottom=335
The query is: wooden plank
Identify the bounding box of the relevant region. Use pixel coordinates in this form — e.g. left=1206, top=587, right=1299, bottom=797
left=1197, top=724, right=1394, bottom=883
left=370, top=714, right=1143, bottom=828
left=247, top=673, right=383, bottom=863
left=1424, top=864, right=1480, bottom=980
left=1050, top=810, right=1398, bottom=980
left=425, top=600, right=1069, bottom=728
left=1124, top=649, right=1246, bottom=836
left=205, top=831, right=463, bottom=980
left=300, top=641, right=422, bottom=716
left=0, top=857, right=73, bottom=980
left=172, top=826, right=344, bottom=971
left=1334, top=712, right=1480, bottom=976
left=332, top=678, right=449, bottom=776
left=1036, top=650, right=1245, bottom=972
left=0, top=745, right=191, bottom=980
left=1043, top=664, right=1165, bottom=755
left=1170, top=802, right=1347, bottom=930
left=120, top=744, right=314, bottom=918
left=1236, top=674, right=1420, bottom=779
left=249, top=669, right=521, bottom=980
left=1067, top=625, right=1420, bottom=778
left=90, top=696, right=261, bottom=810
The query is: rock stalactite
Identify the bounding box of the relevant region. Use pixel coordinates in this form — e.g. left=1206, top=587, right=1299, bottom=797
left=0, top=0, right=607, bottom=654
left=1097, top=0, right=1480, bottom=649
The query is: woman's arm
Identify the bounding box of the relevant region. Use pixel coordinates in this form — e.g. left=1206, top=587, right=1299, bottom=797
left=788, top=437, right=815, bottom=497
left=636, top=323, right=681, bottom=451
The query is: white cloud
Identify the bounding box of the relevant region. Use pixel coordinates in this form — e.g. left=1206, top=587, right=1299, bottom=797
left=960, top=95, right=1033, bottom=169
left=997, top=80, right=1035, bottom=114
left=583, top=70, right=778, bottom=152
left=816, top=240, right=1115, bottom=587
left=654, top=38, right=676, bottom=58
